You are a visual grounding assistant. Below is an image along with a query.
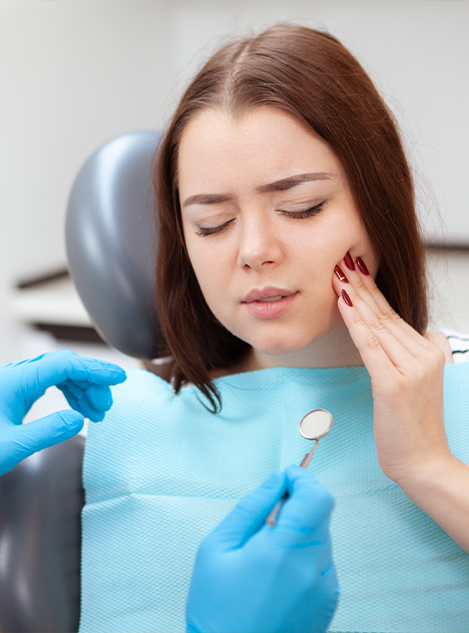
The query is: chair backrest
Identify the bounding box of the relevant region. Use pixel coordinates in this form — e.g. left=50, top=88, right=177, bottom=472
left=0, top=435, right=85, bottom=633
left=65, top=130, right=164, bottom=359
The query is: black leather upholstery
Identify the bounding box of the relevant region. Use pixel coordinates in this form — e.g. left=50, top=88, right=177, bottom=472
left=0, top=435, right=85, bottom=633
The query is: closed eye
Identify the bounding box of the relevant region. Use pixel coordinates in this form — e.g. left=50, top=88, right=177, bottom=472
left=195, top=218, right=235, bottom=237
left=277, top=201, right=325, bottom=219
left=195, top=201, right=326, bottom=237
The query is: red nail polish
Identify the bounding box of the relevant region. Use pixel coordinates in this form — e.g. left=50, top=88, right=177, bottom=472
left=341, top=289, right=353, bottom=306
left=344, top=251, right=355, bottom=271
left=334, top=265, right=349, bottom=282
left=356, top=257, right=369, bottom=275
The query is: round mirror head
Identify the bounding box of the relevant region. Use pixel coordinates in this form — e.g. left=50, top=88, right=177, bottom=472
left=299, top=409, right=333, bottom=440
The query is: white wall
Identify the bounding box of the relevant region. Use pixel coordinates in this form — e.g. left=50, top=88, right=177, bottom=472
left=1, top=0, right=469, bottom=362
left=0, top=0, right=174, bottom=281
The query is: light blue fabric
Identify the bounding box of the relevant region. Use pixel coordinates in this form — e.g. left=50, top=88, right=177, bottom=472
left=80, top=364, right=469, bottom=633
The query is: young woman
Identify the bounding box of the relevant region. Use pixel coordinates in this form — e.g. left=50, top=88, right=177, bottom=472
left=80, top=24, right=469, bottom=633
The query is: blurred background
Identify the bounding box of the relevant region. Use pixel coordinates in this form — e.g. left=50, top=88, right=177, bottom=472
left=1, top=0, right=468, bottom=423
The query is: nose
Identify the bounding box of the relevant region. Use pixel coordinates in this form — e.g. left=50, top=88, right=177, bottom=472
left=237, top=211, right=283, bottom=272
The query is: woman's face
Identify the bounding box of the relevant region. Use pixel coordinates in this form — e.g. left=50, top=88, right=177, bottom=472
left=178, top=107, right=378, bottom=357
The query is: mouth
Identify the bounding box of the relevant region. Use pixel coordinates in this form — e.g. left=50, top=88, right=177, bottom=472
left=241, top=288, right=299, bottom=319
left=256, top=295, right=287, bottom=303
left=242, top=287, right=297, bottom=303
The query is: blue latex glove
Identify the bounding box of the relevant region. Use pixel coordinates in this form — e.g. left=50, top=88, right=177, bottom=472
left=186, top=464, right=339, bottom=633
left=0, top=350, right=126, bottom=476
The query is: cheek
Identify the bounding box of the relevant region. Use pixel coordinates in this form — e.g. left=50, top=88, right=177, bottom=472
left=311, top=211, right=373, bottom=273
left=292, top=222, right=350, bottom=280
left=186, top=238, right=231, bottom=303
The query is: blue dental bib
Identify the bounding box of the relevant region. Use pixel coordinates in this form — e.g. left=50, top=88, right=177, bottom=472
left=80, top=364, right=469, bottom=633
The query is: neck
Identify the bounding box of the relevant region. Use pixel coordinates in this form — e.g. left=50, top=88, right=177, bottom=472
left=240, top=323, right=364, bottom=372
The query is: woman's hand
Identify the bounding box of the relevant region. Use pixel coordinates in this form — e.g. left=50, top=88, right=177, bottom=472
left=331, top=252, right=451, bottom=486
left=332, top=252, right=469, bottom=552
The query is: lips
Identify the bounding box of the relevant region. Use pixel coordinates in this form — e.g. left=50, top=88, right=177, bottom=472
left=242, top=286, right=297, bottom=303
left=242, top=289, right=299, bottom=319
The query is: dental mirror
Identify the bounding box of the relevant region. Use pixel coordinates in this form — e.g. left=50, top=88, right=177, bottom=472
left=266, top=409, right=334, bottom=526
left=298, top=409, right=334, bottom=467
left=300, top=409, right=334, bottom=440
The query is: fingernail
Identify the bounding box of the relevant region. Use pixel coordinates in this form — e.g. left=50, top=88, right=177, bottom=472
left=341, top=289, right=353, bottom=307
left=334, top=265, right=348, bottom=282
left=344, top=251, right=355, bottom=271
left=356, top=257, right=369, bottom=275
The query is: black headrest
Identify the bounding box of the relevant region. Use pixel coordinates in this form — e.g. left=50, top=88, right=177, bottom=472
left=65, top=131, right=165, bottom=359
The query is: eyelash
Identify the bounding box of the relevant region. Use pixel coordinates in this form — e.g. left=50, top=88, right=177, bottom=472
left=195, top=201, right=326, bottom=237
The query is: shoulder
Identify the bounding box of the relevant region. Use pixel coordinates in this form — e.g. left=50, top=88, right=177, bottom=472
left=436, top=329, right=469, bottom=364
left=109, top=367, right=175, bottom=412
left=88, top=368, right=194, bottom=444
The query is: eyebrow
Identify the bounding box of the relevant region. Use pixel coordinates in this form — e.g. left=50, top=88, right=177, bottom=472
left=181, top=172, right=333, bottom=208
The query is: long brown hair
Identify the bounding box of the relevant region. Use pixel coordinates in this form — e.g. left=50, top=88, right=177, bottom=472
left=155, top=24, right=428, bottom=412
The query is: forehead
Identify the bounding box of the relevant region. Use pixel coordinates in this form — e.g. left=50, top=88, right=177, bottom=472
left=177, top=107, right=343, bottom=195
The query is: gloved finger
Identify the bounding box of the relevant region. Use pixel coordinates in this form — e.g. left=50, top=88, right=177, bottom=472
left=58, top=382, right=112, bottom=412
left=207, top=471, right=288, bottom=550
left=12, top=409, right=84, bottom=459
left=273, top=465, right=334, bottom=546
left=59, top=386, right=107, bottom=422
left=77, top=388, right=110, bottom=421
left=57, top=380, right=83, bottom=399
left=58, top=378, right=113, bottom=391
left=23, top=350, right=126, bottom=393
left=80, top=383, right=113, bottom=411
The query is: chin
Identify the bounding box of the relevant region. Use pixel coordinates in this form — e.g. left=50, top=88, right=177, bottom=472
left=250, top=333, right=319, bottom=356
left=249, top=316, right=343, bottom=356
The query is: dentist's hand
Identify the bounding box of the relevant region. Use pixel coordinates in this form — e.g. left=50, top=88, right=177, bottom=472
left=186, top=465, right=338, bottom=633
left=0, top=350, right=126, bottom=475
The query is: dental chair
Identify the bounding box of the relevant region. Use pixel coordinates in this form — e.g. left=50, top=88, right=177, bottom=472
left=0, top=131, right=163, bottom=633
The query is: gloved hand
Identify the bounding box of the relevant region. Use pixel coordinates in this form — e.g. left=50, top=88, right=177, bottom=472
left=0, top=350, right=126, bottom=475
left=186, top=464, right=338, bottom=633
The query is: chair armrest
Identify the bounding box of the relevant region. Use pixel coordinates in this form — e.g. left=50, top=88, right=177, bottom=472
left=0, top=435, right=85, bottom=633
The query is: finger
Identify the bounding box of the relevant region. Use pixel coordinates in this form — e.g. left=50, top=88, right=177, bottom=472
left=59, top=378, right=114, bottom=391
left=273, top=465, right=334, bottom=546
left=22, top=350, right=127, bottom=393
left=13, top=409, right=84, bottom=458
left=59, top=386, right=107, bottom=422
left=337, top=291, right=402, bottom=376
left=339, top=281, right=443, bottom=385
left=338, top=283, right=433, bottom=371
left=334, top=263, right=418, bottom=371
left=82, top=384, right=113, bottom=410
left=78, top=385, right=112, bottom=422
left=57, top=380, right=83, bottom=399
left=357, top=285, right=435, bottom=360
left=336, top=256, right=434, bottom=357
left=333, top=261, right=395, bottom=369
left=335, top=258, right=383, bottom=317
left=350, top=260, right=421, bottom=341
left=208, top=471, right=288, bottom=549
left=58, top=382, right=112, bottom=412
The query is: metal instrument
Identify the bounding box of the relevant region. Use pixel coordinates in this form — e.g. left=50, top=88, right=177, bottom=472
left=266, top=409, right=333, bottom=526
